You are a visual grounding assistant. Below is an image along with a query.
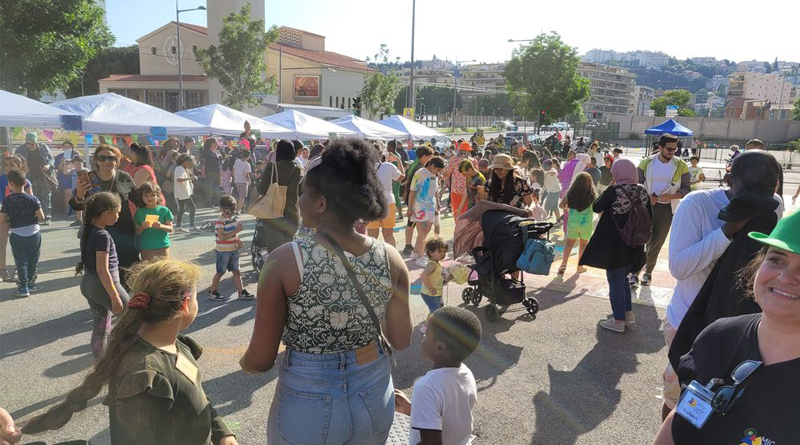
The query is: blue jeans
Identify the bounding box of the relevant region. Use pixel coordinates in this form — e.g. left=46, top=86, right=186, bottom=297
left=420, top=292, right=443, bottom=314
left=10, top=232, right=40, bottom=288
left=267, top=345, right=395, bottom=445
left=606, top=265, right=633, bottom=321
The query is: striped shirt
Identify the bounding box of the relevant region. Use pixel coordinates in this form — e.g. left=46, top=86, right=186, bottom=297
left=215, top=216, right=239, bottom=252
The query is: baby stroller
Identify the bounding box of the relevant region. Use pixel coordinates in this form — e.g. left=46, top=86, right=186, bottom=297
left=250, top=219, right=269, bottom=273
left=461, top=209, right=553, bottom=322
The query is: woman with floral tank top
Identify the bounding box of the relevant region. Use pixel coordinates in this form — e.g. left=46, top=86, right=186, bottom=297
left=241, top=139, right=412, bottom=445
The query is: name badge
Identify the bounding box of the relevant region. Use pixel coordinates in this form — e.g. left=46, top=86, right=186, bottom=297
left=676, top=380, right=714, bottom=429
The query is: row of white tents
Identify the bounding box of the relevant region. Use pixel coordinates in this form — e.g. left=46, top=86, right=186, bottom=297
left=1, top=90, right=444, bottom=142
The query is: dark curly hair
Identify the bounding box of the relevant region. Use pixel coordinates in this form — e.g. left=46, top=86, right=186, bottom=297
left=304, top=138, right=387, bottom=226
left=429, top=306, right=482, bottom=362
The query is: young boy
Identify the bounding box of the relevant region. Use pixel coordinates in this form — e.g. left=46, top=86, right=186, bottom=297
left=402, top=145, right=435, bottom=257
left=407, top=157, right=445, bottom=268
left=396, top=306, right=482, bottom=445
left=208, top=195, right=253, bottom=301
left=688, top=156, right=705, bottom=191
left=0, top=170, right=45, bottom=297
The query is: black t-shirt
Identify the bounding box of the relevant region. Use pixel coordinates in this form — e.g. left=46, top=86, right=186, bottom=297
left=202, top=149, right=222, bottom=173
left=0, top=193, right=41, bottom=228
left=83, top=226, right=119, bottom=274
left=672, top=314, right=800, bottom=444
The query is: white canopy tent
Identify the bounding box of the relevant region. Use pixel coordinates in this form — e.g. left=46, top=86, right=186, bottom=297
left=176, top=103, right=295, bottom=138
left=51, top=93, right=207, bottom=136
left=378, top=115, right=442, bottom=141
left=0, top=90, right=77, bottom=128
left=331, top=115, right=407, bottom=140
left=262, top=110, right=355, bottom=140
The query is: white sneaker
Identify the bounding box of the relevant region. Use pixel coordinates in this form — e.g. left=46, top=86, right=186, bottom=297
left=598, top=318, right=625, bottom=333
left=410, top=252, right=420, bottom=260
left=415, top=257, right=428, bottom=268
left=175, top=227, right=188, bottom=233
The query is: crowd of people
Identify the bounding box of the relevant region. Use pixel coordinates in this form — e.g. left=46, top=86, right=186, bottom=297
left=1, top=124, right=798, bottom=444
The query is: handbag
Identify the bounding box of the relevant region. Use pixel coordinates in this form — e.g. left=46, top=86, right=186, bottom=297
left=247, top=161, right=287, bottom=219
left=319, top=232, right=395, bottom=364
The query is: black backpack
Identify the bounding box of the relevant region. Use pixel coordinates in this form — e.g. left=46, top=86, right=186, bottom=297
left=613, top=187, right=652, bottom=247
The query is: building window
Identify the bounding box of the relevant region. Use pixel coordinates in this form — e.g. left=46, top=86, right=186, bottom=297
left=335, top=96, right=339, bottom=108
left=186, top=91, right=206, bottom=109
left=151, top=46, right=157, bottom=55
left=147, top=91, right=164, bottom=108
left=166, top=91, right=180, bottom=112
left=329, top=96, right=332, bottom=107
left=171, top=46, right=177, bottom=55
left=192, top=44, right=197, bottom=53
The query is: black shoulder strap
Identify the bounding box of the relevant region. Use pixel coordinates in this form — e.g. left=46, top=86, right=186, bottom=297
left=318, top=232, right=393, bottom=358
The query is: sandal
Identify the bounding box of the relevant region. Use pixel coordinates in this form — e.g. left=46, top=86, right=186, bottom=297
left=557, top=265, right=566, bottom=275
left=576, top=266, right=587, bottom=274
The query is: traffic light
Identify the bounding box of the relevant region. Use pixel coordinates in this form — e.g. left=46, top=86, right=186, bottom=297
left=538, top=109, right=546, bottom=126
left=353, top=96, right=361, bottom=116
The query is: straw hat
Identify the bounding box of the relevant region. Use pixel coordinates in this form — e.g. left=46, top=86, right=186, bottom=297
left=489, top=153, right=514, bottom=170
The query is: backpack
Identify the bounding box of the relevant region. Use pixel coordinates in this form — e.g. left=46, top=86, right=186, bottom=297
left=613, top=186, right=652, bottom=247
left=516, top=229, right=555, bottom=275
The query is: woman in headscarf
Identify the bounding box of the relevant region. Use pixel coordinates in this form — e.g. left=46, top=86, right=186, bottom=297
left=579, top=159, right=651, bottom=333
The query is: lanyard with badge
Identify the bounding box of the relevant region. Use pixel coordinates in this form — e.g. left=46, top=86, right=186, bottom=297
left=676, top=360, right=762, bottom=429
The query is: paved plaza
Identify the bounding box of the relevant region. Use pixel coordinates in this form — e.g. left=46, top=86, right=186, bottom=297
left=1, top=176, right=797, bottom=444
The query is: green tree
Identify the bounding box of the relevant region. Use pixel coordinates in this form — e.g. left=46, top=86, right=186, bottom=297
left=194, top=3, right=277, bottom=110
left=0, top=0, right=113, bottom=97
left=678, top=108, right=698, bottom=117
left=65, top=46, right=140, bottom=97
left=792, top=96, right=800, bottom=121
left=650, top=89, right=694, bottom=116
left=504, top=32, right=589, bottom=123
left=361, top=44, right=401, bottom=119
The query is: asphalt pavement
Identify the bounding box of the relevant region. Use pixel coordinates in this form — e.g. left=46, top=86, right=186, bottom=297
left=2, top=178, right=797, bottom=444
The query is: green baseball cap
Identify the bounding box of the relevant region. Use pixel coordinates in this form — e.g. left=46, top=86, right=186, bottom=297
left=25, top=132, right=38, bottom=143
left=748, top=210, right=800, bottom=255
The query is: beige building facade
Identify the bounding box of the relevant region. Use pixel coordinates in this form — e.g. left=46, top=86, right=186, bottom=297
left=577, top=62, right=636, bottom=119
left=99, top=0, right=371, bottom=116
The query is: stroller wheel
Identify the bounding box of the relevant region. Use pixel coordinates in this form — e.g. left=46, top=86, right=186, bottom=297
left=471, top=290, right=483, bottom=306
left=485, top=304, right=499, bottom=322
left=462, top=288, right=474, bottom=303
left=524, top=298, right=540, bottom=316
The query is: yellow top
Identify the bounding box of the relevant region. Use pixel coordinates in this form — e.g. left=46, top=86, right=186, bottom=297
left=421, top=261, right=443, bottom=297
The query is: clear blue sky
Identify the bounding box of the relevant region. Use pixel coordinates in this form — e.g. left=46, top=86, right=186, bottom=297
left=107, top=0, right=800, bottom=64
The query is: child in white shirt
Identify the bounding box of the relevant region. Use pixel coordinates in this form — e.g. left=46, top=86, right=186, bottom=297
left=396, top=306, right=482, bottom=445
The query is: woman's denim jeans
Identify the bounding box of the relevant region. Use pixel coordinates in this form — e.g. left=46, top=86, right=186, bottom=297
left=606, top=265, right=633, bottom=321
left=267, top=345, right=395, bottom=445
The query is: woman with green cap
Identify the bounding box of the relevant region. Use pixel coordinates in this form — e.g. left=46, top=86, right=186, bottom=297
left=653, top=211, right=800, bottom=444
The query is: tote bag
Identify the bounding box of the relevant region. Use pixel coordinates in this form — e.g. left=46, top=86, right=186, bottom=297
left=248, top=162, right=286, bottom=219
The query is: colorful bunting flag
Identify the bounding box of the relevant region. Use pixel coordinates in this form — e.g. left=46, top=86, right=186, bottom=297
left=42, top=129, right=54, bottom=142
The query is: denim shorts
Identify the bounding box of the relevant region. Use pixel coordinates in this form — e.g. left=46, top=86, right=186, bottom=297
left=420, top=292, right=443, bottom=313
left=215, top=249, right=240, bottom=275
left=267, top=345, right=394, bottom=445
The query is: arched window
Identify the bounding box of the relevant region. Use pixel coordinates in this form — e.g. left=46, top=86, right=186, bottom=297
left=150, top=46, right=157, bottom=55
left=192, top=44, right=197, bottom=53
left=171, top=46, right=177, bottom=55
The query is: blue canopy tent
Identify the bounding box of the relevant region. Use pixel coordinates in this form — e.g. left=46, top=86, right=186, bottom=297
left=643, top=118, right=695, bottom=157
left=644, top=118, right=693, bottom=136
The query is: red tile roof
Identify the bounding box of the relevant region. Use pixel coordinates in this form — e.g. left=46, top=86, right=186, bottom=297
left=173, top=21, right=208, bottom=35
left=100, top=74, right=208, bottom=82
left=271, top=43, right=375, bottom=72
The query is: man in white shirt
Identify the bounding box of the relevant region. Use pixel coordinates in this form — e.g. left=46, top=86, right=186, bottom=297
left=367, top=146, right=405, bottom=247
left=660, top=150, right=782, bottom=418
left=631, top=134, right=691, bottom=287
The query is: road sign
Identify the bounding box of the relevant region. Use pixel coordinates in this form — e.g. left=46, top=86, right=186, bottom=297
left=666, top=105, right=679, bottom=118
left=403, top=108, right=415, bottom=119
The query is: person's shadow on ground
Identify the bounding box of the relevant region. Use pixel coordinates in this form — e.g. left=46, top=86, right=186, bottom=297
left=528, top=302, right=663, bottom=445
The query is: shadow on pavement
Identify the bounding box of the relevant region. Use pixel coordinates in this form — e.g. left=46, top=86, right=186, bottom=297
left=0, top=310, right=91, bottom=359
left=185, top=296, right=256, bottom=335
left=43, top=352, right=95, bottom=378
left=528, top=274, right=587, bottom=313
left=528, top=301, right=663, bottom=445
left=204, top=368, right=279, bottom=417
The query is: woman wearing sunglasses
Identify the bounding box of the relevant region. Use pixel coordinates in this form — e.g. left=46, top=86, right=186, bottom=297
left=653, top=211, right=800, bottom=444
left=71, top=145, right=143, bottom=284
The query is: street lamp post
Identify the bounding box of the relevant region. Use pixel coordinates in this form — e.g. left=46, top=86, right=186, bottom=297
left=452, top=59, right=475, bottom=135
left=175, top=1, right=205, bottom=111
left=408, top=0, right=417, bottom=116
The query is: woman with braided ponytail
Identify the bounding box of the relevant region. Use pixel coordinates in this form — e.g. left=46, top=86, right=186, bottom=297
left=24, top=259, right=237, bottom=445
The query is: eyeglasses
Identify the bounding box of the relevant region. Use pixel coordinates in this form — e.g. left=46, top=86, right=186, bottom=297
left=97, top=155, right=118, bottom=162
left=664, top=146, right=678, bottom=152
left=711, top=359, right=762, bottom=414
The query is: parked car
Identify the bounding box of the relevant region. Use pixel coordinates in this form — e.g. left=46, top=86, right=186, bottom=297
left=503, top=132, right=544, bottom=150
left=493, top=120, right=518, bottom=131
left=552, top=122, right=571, bottom=131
